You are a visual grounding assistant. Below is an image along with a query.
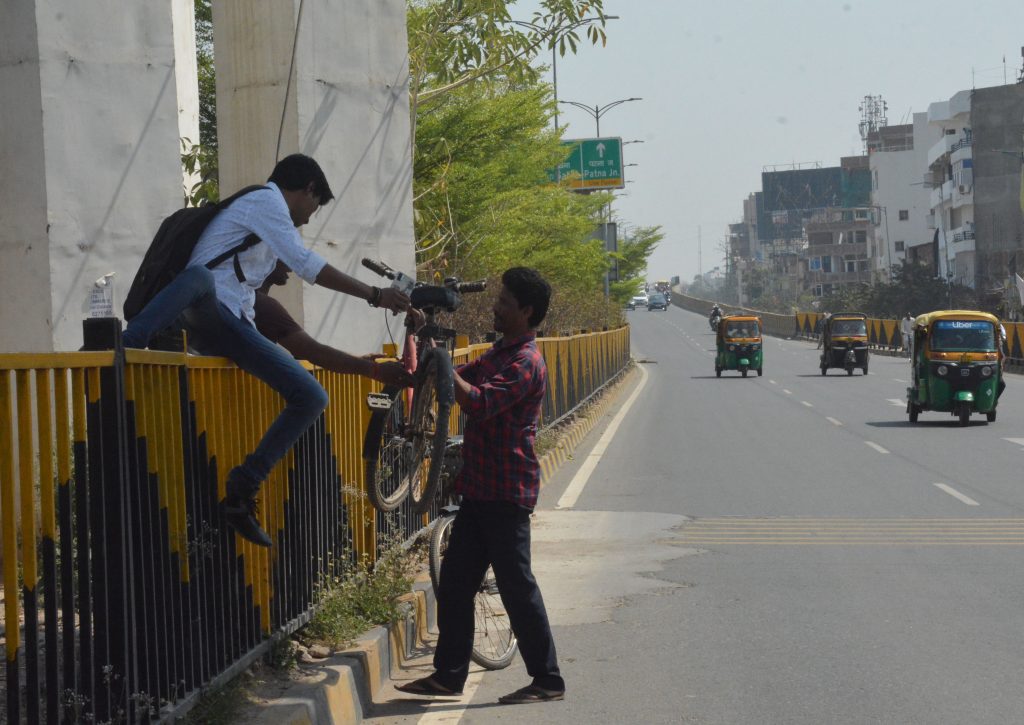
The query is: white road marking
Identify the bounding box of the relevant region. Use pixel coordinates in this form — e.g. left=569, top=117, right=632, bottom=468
left=887, top=398, right=905, bottom=407
left=556, top=364, right=649, bottom=510
left=826, top=417, right=843, bottom=426
left=782, top=389, right=792, bottom=395
left=1003, top=438, right=1024, bottom=448
left=933, top=483, right=980, bottom=507
left=892, top=378, right=907, bottom=383
left=801, top=401, right=813, bottom=408
left=769, top=380, right=778, bottom=385
left=865, top=441, right=890, bottom=454
left=416, top=670, right=484, bottom=724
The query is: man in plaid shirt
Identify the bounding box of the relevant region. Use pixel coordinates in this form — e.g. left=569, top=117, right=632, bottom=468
left=397, top=267, right=564, bottom=705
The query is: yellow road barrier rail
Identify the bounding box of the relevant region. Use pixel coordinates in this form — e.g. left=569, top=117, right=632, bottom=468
left=0, top=318, right=629, bottom=722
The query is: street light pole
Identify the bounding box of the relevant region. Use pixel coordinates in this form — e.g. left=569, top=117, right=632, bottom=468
left=558, top=97, right=642, bottom=137
left=507, top=16, right=618, bottom=132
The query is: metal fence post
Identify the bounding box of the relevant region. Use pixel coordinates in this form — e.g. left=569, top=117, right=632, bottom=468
left=82, top=317, right=138, bottom=720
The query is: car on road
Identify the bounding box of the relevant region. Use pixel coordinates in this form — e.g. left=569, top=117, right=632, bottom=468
left=646, top=293, right=668, bottom=311
left=630, top=293, right=649, bottom=309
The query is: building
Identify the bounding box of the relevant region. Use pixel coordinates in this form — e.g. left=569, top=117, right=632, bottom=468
left=868, top=113, right=941, bottom=278
left=926, top=90, right=975, bottom=286
left=926, top=84, right=1024, bottom=294
left=755, top=157, right=873, bottom=297
left=971, top=84, right=1024, bottom=295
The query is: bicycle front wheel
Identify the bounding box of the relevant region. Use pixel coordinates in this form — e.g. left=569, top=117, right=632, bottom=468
left=428, top=512, right=518, bottom=670
left=363, top=386, right=411, bottom=512
left=408, top=350, right=452, bottom=514
left=471, top=570, right=518, bottom=670
left=428, top=510, right=455, bottom=594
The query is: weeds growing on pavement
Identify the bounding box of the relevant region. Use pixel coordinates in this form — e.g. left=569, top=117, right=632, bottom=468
left=181, top=672, right=251, bottom=725
left=302, top=533, right=419, bottom=651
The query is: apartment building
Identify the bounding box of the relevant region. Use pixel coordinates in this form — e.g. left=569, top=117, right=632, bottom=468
left=926, top=84, right=1024, bottom=291
left=926, top=90, right=975, bottom=285
left=867, top=113, right=941, bottom=278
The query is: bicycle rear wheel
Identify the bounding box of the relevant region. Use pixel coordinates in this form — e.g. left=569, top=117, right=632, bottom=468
left=428, top=512, right=518, bottom=670
left=408, top=350, right=452, bottom=514
left=362, top=386, right=412, bottom=512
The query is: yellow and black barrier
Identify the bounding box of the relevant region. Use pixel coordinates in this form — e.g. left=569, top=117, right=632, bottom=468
left=670, top=291, right=1024, bottom=360
left=0, top=318, right=629, bottom=723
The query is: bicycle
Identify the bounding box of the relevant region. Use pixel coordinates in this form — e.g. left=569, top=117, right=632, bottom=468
left=361, top=259, right=485, bottom=513
left=427, top=437, right=518, bottom=670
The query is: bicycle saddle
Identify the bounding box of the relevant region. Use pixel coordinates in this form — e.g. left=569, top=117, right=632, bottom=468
left=411, top=285, right=461, bottom=312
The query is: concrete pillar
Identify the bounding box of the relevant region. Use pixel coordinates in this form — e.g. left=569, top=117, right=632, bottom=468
left=0, top=1, right=200, bottom=352
left=212, top=1, right=414, bottom=351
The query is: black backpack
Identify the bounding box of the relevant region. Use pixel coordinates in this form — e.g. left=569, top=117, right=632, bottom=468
left=123, top=185, right=267, bottom=320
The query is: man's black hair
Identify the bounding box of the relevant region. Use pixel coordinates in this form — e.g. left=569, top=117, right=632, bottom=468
left=502, top=267, right=551, bottom=328
left=268, top=154, right=334, bottom=206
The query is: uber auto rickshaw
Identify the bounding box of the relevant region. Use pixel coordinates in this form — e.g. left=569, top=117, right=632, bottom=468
left=819, top=312, right=869, bottom=376
left=715, top=315, right=763, bottom=377
left=906, top=310, right=1003, bottom=426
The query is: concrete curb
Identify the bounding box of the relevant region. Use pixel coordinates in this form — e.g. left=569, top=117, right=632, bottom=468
left=538, top=364, right=637, bottom=484
left=243, top=365, right=636, bottom=723
left=247, top=582, right=437, bottom=725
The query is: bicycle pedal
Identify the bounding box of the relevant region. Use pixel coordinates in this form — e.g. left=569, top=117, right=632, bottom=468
left=366, top=392, right=393, bottom=410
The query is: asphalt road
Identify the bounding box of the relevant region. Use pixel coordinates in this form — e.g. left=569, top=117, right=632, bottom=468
left=372, top=304, right=1024, bottom=724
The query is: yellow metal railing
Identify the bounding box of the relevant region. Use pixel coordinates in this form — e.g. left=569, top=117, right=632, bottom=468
left=0, top=323, right=629, bottom=722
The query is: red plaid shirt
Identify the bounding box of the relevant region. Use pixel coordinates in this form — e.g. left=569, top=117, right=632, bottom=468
left=455, top=332, right=546, bottom=508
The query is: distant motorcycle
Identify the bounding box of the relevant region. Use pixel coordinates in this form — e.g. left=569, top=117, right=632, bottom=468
left=709, top=313, right=721, bottom=331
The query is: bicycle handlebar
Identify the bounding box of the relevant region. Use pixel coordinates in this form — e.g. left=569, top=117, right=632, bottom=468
left=361, top=258, right=395, bottom=279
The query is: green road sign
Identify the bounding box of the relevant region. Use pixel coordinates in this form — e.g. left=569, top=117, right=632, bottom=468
left=548, top=137, right=624, bottom=191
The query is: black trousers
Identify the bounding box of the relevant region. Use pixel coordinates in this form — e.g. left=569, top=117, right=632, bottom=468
left=433, top=499, right=564, bottom=691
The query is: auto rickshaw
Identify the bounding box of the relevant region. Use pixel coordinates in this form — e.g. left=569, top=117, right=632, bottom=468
left=906, top=310, right=1002, bottom=426
left=819, top=312, right=869, bottom=376
left=715, top=315, right=763, bottom=377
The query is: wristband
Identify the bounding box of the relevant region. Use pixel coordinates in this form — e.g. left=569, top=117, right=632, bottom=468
left=367, top=286, right=382, bottom=307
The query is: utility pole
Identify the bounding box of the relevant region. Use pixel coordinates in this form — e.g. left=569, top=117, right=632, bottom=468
left=697, top=226, right=702, bottom=287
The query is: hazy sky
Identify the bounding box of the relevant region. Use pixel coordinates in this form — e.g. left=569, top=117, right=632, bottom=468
left=518, top=0, right=1024, bottom=283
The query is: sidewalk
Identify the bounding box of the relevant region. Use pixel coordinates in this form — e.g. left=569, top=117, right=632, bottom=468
left=231, top=364, right=638, bottom=724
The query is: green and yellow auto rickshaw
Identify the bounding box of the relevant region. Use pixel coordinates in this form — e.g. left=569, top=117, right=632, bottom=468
left=820, top=312, right=869, bottom=376
left=715, top=315, right=763, bottom=377
left=907, top=310, right=1003, bottom=426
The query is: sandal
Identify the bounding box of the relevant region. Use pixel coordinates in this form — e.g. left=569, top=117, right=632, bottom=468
left=498, top=684, right=565, bottom=704
left=395, top=676, right=463, bottom=697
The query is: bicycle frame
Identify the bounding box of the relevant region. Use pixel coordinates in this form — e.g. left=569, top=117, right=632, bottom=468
left=361, top=258, right=483, bottom=514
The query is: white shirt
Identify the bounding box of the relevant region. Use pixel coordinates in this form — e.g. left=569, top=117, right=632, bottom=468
left=900, top=317, right=914, bottom=335
left=188, top=182, right=328, bottom=322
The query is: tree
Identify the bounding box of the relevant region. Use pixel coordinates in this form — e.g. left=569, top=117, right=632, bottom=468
left=609, top=226, right=663, bottom=303
left=185, top=0, right=218, bottom=205
left=407, top=0, right=608, bottom=113
left=412, top=76, right=624, bottom=336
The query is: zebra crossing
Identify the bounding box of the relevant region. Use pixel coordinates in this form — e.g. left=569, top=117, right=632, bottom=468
left=675, top=517, right=1024, bottom=545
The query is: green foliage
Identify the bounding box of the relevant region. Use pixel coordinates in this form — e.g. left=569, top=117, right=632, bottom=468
left=183, top=674, right=251, bottom=724
left=814, top=262, right=981, bottom=318
left=195, top=0, right=216, bottom=151
left=302, top=541, right=416, bottom=651
left=413, top=75, right=635, bottom=334
left=609, top=226, right=664, bottom=303
left=408, top=0, right=608, bottom=108
left=181, top=138, right=219, bottom=206
left=187, top=0, right=218, bottom=203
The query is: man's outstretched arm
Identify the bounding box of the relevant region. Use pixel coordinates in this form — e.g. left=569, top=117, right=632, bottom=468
left=277, top=328, right=412, bottom=387
left=314, top=264, right=409, bottom=314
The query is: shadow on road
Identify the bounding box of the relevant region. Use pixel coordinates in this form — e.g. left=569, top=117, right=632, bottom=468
left=865, top=419, right=992, bottom=428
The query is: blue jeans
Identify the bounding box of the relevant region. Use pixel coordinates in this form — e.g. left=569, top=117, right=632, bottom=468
left=123, top=266, right=328, bottom=496
left=433, top=499, right=563, bottom=691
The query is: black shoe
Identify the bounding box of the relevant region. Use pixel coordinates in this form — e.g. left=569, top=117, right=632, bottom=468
left=221, top=495, right=273, bottom=547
